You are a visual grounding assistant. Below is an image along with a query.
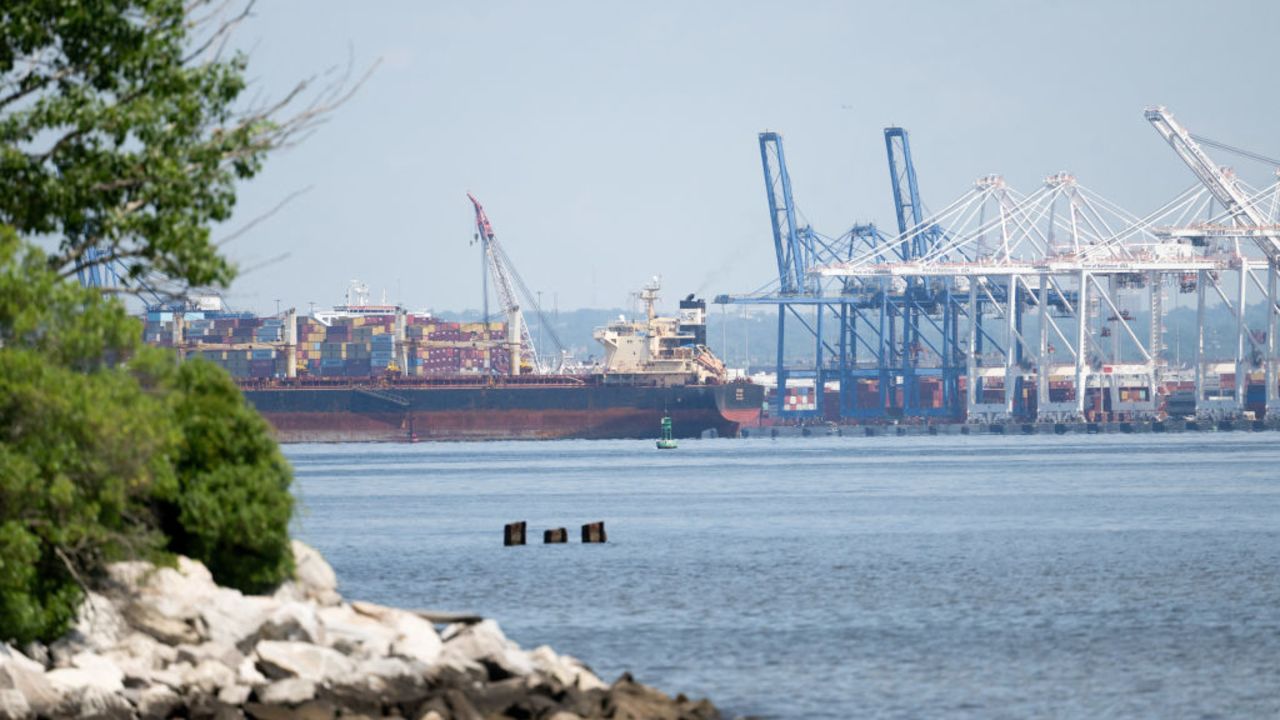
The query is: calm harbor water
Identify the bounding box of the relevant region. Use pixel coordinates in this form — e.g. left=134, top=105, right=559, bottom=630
left=285, top=434, right=1280, bottom=719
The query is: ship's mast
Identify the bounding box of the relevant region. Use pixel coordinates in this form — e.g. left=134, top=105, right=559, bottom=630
left=639, top=276, right=661, bottom=325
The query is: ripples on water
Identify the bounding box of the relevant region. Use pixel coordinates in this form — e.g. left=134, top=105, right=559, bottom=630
left=285, top=434, right=1280, bottom=718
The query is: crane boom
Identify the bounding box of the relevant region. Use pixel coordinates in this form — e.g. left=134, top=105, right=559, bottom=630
left=467, top=193, right=541, bottom=374
left=1145, top=106, right=1280, bottom=263
left=759, top=132, right=810, bottom=294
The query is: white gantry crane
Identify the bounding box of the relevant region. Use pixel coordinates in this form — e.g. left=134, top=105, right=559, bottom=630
left=1146, top=106, right=1280, bottom=416
left=1145, top=106, right=1280, bottom=263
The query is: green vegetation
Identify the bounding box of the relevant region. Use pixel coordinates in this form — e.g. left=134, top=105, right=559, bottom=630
left=0, top=232, right=295, bottom=644
left=0, top=1, right=342, bottom=644
left=161, top=359, right=294, bottom=595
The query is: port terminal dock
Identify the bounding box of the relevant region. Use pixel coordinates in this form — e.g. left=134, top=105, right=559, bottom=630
left=741, top=417, right=1280, bottom=439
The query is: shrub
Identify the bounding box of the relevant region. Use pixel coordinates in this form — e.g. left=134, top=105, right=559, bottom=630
left=0, top=236, right=295, bottom=642
left=157, top=359, right=295, bottom=594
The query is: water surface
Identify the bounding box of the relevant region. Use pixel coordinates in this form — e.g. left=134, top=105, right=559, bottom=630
left=286, top=434, right=1280, bottom=718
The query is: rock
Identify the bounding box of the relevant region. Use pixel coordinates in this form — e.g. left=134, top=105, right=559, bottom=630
left=101, top=632, right=177, bottom=687
left=601, top=674, right=721, bottom=720
left=529, top=645, right=607, bottom=692
left=217, top=682, right=253, bottom=706
left=48, top=593, right=128, bottom=658
left=328, top=656, right=429, bottom=706
left=244, top=700, right=335, bottom=720
left=254, top=641, right=354, bottom=683
left=236, top=655, right=267, bottom=686
left=411, top=689, right=483, bottom=720
left=0, top=689, right=29, bottom=720
left=440, top=620, right=533, bottom=679
left=70, top=651, right=126, bottom=688
left=67, top=685, right=133, bottom=720
left=136, top=684, right=182, bottom=719
left=122, top=602, right=203, bottom=645
left=258, top=601, right=323, bottom=645
left=259, top=677, right=317, bottom=705
left=15, top=548, right=720, bottom=720
left=17, top=644, right=47, bottom=670
left=352, top=601, right=442, bottom=665
left=147, top=660, right=191, bottom=690
left=0, top=663, right=56, bottom=718
left=105, top=559, right=216, bottom=645
left=291, top=540, right=340, bottom=606
left=465, top=675, right=543, bottom=716
left=176, top=640, right=244, bottom=669
left=45, top=656, right=124, bottom=695
left=200, top=590, right=279, bottom=651
left=316, top=605, right=396, bottom=658
left=182, top=658, right=237, bottom=695
left=105, top=557, right=279, bottom=651
left=0, top=644, right=58, bottom=716
left=0, top=647, right=42, bottom=677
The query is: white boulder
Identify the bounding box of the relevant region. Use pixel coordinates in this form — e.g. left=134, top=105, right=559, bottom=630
left=258, top=677, right=317, bottom=705
left=316, top=604, right=396, bottom=658
left=236, top=654, right=267, bottom=686
left=181, top=658, right=236, bottom=695
left=439, top=620, right=534, bottom=678
left=351, top=601, right=442, bottom=666
left=529, top=646, right=607, bottom=691
left=48, top=592, right=128, bottom=657
left=291, top=540, right=340, bottom=606
left=65, top=685, right=132, bottom=720
left=254, top=640, right=354, bottom=684
left=0, top=688, right=29, bottom=720
left=46, top=653, right=124, bottom=694
left=259, top=601, right=324, bottom=644
left=330, top=655, right=429, bottom=705
left=136, top=684, right=181, bottom=720
left=0, top=648, right=56, bottom=718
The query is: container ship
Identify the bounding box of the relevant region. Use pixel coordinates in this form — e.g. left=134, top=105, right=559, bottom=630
left=142, top=281, right=762, bottom=442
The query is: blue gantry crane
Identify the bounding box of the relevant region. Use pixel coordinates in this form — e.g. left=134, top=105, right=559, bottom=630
left=718, top=126, right=970, bottom=424
left=877, top=127, right=965, bottom=420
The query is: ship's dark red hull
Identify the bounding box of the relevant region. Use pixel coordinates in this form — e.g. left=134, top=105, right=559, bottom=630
left=242, top=378, right=763, bottom=442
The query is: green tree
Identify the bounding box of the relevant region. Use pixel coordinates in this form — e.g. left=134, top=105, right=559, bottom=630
left=0, top=0, right=359, bottom=290
left=0, top=230, right=178, bottom=643
left=0, top=232, right=296, bottom=643
left=158, top=358, right=294, bottom=595
left=0, top=0, right=352, bottom=643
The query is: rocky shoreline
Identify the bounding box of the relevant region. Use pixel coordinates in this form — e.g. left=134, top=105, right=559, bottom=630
left=0, top=542, right=722, bottom=720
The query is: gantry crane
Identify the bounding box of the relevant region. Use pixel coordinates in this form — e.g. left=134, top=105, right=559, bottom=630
left=1145, top=106, right=1280, bottom=263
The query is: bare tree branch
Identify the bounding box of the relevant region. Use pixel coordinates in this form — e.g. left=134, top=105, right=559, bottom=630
left=183, top=0, right=255, bottom=64
left=216, top=185, right=312, bottom=247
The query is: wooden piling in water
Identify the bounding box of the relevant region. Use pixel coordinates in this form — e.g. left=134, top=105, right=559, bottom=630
left=543, top=528, right=568, bottom=544
left=503, top=521, right=527, bottom=546
left=581, top=521, right=607, bottom=544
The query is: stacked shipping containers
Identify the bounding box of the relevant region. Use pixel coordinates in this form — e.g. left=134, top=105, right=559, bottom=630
left=141, top=311, right=511, bottom=380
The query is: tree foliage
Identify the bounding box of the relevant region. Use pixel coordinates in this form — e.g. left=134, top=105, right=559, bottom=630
left=0, top=0, right=348, bottom=644
left=0, top=232, right=295, bottom=644
left=0, top=0, right=361, bottom=291
left=159, top=359, right=294, bottom=595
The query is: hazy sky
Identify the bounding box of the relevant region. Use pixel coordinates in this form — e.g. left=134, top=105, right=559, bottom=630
left=221, top=0, right=1280, bottom=315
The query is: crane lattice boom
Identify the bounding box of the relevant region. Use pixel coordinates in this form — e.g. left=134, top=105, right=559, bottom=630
left=1145, top=106, right=1280, bottom=264
left=467, top=193, right=544, bottom=374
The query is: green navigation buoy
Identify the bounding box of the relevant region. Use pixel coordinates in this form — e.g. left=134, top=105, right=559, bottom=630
left=656, top=415, right=677, bottom=449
